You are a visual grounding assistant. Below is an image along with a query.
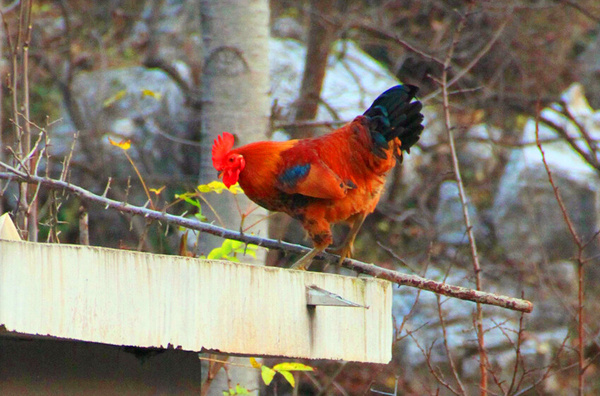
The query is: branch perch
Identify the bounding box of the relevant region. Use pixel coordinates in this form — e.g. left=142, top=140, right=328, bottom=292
left=0, top=167, right=533, bottom=313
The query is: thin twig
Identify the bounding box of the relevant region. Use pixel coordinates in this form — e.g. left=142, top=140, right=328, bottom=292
left=558, top=102, right=599, bottom=161
left=512, top=333, right=571, bottom=396
left=200, top=354, right=227, bottom=396
left=376, top=240, right=417, bottom=273
left=439, top=4, right=488, bottom=394
left=436, top=295, right=466, bottom=395
left=422, top=17, right=510, bottom=104
left=1, top=0, right=21, bottom=13
left=60, top=132, right=78, bottom=182
left=23, top=0, right=36, bottom=241
left=535, top=104, right=586, bottom=396
left=122, top=150, right=155, bottom=211
left=0, top=166, right=534, bottom=313
left=316, top=362, right=347, bottom=396
left=556, top=0, right=600, bottom=23
left=275, top=118, right=347, bottom=130
left=137, top=117, right=204, bottom=147
left=353, top=22, right=445, bottom=66
left=408, top=334, right=463, bottom=396
left=6, top=146, right=31, bottom=176
left=197, top=193, right=225, bottom=228
left=540, top=116, right=600, bottom=172
left=507, top=311, right=526, bottom=395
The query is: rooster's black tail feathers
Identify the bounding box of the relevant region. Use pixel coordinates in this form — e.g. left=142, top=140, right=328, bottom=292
left=363, top=85, right=424, bottom=159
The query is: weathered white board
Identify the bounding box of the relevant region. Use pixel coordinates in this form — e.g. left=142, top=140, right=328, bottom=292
left=0, top=239, right=392, bottom=363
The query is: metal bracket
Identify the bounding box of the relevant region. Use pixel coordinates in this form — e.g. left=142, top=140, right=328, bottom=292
left=306, top=285, right=368, bottom=308
left=0, top=213, right=21, bottom=241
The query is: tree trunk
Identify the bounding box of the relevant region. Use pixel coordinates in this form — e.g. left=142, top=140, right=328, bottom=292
left=198, top=0, right=270, bottom=251
left=198, top=0, right=270, bottom=394
left=292, top=0, right=336, bottom=138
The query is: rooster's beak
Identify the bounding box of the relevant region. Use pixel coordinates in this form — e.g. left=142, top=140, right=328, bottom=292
left=217, top=170, right=223, bottom=179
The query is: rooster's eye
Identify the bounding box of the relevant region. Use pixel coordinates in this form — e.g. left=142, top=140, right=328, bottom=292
left=228, top=157, right=234, bottom=162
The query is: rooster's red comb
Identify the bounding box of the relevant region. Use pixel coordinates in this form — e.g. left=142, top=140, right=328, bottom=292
left=212, top=132, right=235, bottom=171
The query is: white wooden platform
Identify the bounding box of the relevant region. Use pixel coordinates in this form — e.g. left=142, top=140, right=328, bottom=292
left=0, top=227, right=392, bottom=363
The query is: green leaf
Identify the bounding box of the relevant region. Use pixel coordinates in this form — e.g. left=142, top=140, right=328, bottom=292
left=103, top=89, right=127, bottom=108
left=221, top=239, right=234, bottom=256
left=249, top=357, right=262, bottom=368
left=197, top=181, right=227, bottom=194
left=195, top=212, right=207, bottom=222
left=279, top=370, right=295, bottom=388
left=272, top=362, right=314, bottom=372
left=206, top=240, right=259, bottom=262
left=177, top=194, right=202, bottom=209
left=224, top=384, right=250, bottom=395
left=261, top=366, right=276, bottom=386
left=141, top=89, right=162, bottom=100
left=207, top=247, right=223, bottom=260
left=108, top=137, right=131, bottom=150
left=197, top=185, right=213, bottom=193
left=197, top=181, right=244, bottom=195
left=230, top=240, right=258, bottom=257
left=231, top=240, right=245, bottom=251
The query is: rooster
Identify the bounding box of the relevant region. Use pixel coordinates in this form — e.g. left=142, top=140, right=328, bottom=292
left=212, top=85, right=424, bottom=270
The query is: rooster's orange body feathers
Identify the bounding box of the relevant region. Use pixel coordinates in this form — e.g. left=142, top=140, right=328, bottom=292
left=212, top=85, right=424, bottom=266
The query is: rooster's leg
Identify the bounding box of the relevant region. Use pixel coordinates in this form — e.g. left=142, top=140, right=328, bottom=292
left=329, top=212, right=367, bottom=267
left=290, top=247, right=325, bottom=271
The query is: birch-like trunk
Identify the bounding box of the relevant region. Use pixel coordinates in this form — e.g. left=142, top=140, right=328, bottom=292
left=198, top=0, right=270, bottom=394
left=199, top=0, right=270, bottom=251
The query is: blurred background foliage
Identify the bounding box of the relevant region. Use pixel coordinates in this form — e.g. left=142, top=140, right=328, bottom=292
left=2, top=0, right=600, bottom=394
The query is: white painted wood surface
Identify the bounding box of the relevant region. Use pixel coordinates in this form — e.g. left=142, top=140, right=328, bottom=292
left=0, top=239, right=392, bottom=363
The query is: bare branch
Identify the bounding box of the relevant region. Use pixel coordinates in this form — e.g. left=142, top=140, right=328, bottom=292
left=0, top=166, right=533, bottom=313
left=316, top=362, right=347, bottom=396
left=408, top=334, right=463, bottom=396
left=422, top=16, right=511, bottom=104
left=353, top=22, right=445, bottom=66
left=274, top=119, right=347, bottom=130
left=142, top=57, right=200, bottom=108
left=535, top=106, right=587, bottom=395
left=439, top=4, right=489, bottom=394
left=136, top=117, right=204, bottom=147
left=2, top=0, right=21, bottom=14
left=555, top=0, right=600, bottom=23
left=512, top=333, right=571, bottom=396
left=535, top=118, right=583, bottom=249
left=540, top=116, right=600, bottom=173
left=436, top=295, right=466, bottom=395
